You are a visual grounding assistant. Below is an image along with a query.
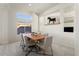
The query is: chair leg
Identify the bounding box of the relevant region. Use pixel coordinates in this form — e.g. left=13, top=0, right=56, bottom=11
left=25, top=48, right=33, bottom=56
left=25, top=45, right=38, bottom=56
left=21, top=45, right=26, bottom=51
left=37, top=47, right=53, bottom=56
left=51, top=47, right=53, bottom=56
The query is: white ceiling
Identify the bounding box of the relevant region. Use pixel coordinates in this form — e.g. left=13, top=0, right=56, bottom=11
left=0, top=3, right=74, bottom=15
left=14, top=3, right=58, bottom=15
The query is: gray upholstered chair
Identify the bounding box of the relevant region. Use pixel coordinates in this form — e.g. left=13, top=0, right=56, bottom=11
left=20, top=33, right=27, bottom=51
left=37, top=34, right=53, bottom=56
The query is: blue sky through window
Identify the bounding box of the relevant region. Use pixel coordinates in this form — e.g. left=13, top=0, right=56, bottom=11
left=16, top=12, right=32, bottom=23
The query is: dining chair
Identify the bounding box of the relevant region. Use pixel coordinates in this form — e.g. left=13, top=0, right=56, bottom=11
left=19, top=32, right=36, bottom=56
left=37, top=34, right=53, bottom=56
left=19, top=33, right=27, bottom=51
left=20, top=33, right=32, bottom=49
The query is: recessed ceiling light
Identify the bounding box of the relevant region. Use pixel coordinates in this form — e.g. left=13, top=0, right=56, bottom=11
left=28, top=4, right=32, bottom=7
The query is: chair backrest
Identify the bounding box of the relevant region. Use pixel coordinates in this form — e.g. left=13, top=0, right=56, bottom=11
left=44, top=35, right=53, bottom=48
left=20, top=33, right=34, bottom=46
left=20, top=33, right=28, bottom=46
left=37, top=33, right=48, bottom=45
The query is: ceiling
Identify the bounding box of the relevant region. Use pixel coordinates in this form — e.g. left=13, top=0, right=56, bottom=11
left=0, top=3, right=74, bottom=15
left=14, top=3, right=58, bottom=15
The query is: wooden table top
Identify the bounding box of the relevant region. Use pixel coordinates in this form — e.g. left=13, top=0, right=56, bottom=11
left=31, top=34, right=45, bottom=41
left=25, top=33, right=46, bottom=41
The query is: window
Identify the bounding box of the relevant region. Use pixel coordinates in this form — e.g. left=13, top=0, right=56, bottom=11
left=16, top=12, right=32, bottom=34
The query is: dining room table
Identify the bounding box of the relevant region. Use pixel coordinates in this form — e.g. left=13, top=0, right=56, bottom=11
left=23, top=32, right=47, bottom=55
left=23, top=33, right=46, bottom=42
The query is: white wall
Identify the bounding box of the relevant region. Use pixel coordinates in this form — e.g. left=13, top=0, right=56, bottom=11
left=32, top=13, right=39, bottom=32
left=0, top=4, right=19, bottom=45
left=39, top=12, right=63, bottom=34
left=0, top=5, right=8, bottom=45
left=8, top=6, right=18, bottom=44
left=74, top=4, right=79, bottom=56
left=39, top=4, right=75, bottom=56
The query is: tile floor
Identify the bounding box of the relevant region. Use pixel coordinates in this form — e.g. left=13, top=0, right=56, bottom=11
left=0, top=41, right=52, bottom=56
